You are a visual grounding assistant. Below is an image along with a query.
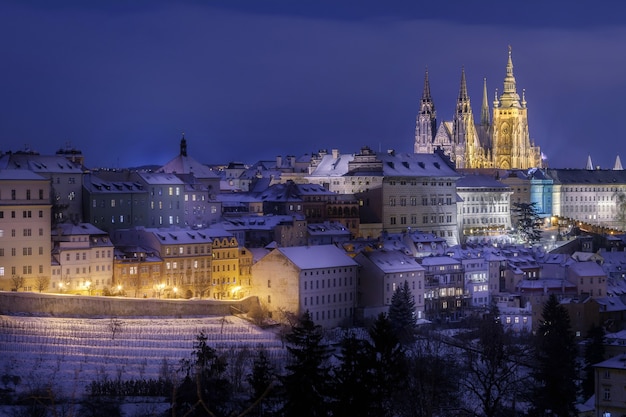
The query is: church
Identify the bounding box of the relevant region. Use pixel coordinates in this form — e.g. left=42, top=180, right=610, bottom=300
left=414, top=47, right=542, bottom=170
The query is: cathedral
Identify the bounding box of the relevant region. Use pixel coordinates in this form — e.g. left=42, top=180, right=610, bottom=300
left=414, top=47, right=542, bottom=170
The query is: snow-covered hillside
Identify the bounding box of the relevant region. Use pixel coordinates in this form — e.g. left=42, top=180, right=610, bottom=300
left=0, top=315, right=286, bottom=401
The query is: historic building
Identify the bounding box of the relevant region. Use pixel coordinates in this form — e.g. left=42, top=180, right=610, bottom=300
left=0, top=170, right=52, bottom=292
left=414, top=47, right=542, bottom=170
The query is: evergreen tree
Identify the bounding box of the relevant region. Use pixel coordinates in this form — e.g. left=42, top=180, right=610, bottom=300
left=367, top=313, right=408, bottom=417
left=332, top=332, right=376, bottom=417
left=532, top=294, right=578, bottom=417
left=246, top=347, right=279, bottom=417
left=582, top=324, right=605, bottom=399
left=281, top=311, right=332, bottom=417
left=388, top=280, right=417, bottom=345
left=511, top=202, right=543, bottom=244
left=172, top=331, right=232, bottom=416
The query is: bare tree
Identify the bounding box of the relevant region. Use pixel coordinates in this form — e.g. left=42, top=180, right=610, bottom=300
left=459, top=305, right=533, bottom=417
left=35, top=275, right=50, bottom=293
left=10, top=275, right=25, bottom=292
left=108, top=317, right=124, bottom=340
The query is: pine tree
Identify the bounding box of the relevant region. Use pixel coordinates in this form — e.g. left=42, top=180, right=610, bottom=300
left=532, top=294, right=578, bottom=417
left=388, top=280, right=417, bottom=345
left=281, top=311, right=332, bottom=417
left=246, top=347, right=278, bottom=417
left=332, top=332, right=376, bottom=417
left=511, top=202, right=543, bottom=244
left=172, top=331, right=232, bottom=416
left=582, top=324, right=605, bottom=399
left=367, top=313, right=408, bottom=417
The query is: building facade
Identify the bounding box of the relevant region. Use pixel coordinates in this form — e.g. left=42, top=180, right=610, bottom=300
left=251, top=245, right=359, bottom=328
left=414, top=47, right=542, bottom=170
left=0, top=170, right=52, bottom=292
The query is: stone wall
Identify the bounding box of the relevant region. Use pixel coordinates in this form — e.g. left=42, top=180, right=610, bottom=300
left=0, top=291, right=259, bottom=318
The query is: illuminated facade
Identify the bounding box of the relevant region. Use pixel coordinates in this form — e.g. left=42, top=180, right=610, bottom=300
left=414, top=47, right=542, bottom=170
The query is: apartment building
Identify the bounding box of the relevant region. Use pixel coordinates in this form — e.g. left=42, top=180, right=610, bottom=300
left=0, top=170, right=52, bottom=292
left=251, top=245, right=359, bottom=328
left=420, top=255, right=465, bottom=321
left=51, top=223, right=113, bottom=295
left=354, top=249, right=425, bottom=320
left=0, top=151, right=84, bottom=224
left=456, top=173, right=512, bottom=241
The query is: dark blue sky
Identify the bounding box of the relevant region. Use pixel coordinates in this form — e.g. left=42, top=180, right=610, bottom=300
left=1, top=0, right=625, bottom=169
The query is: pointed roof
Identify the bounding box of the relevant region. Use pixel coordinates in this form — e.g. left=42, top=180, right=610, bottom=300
left=418, top=67, right=436, bottom=117
left=480, top=77, right=490, bottom=125
left=159, top=135, right=219, bottom=179
left=586, top=154, right=594, bottom=170
left=615, top=155, right=623, bottom=170
left=498, top=46, right=522, bottom=108
left=458, top=67, right=469, bottom=102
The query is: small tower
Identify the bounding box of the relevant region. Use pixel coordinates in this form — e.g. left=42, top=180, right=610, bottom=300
left=180, top=133, right=187, bottom=157
left=586, top=154, right=594, bottom=170
left=614, top=155, right=623, bottom=170
left=414, top=68, right=437, bottom=154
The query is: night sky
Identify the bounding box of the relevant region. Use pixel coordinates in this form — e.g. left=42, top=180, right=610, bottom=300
left=1, top=0, right=625, bottom=169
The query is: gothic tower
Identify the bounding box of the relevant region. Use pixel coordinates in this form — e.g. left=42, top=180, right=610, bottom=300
left=491, top=47, right=541, bottom=169
left=453, top=68, right=483, bottom=169
left=414, top=68, right=437, bottom=154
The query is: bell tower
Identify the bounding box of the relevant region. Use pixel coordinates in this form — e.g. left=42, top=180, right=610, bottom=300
left=491, top=46, right=540, bottom=169
left=414, top=68, right=437, bottom=154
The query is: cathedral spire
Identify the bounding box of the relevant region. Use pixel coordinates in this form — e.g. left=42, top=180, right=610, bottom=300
left=455, top=67, right=471, bottom=116
left=498, top=46, right=521, bottom=108
left=480, top=77, right=490, bottom=125
left=458, top=67, right=469, bottom=102
left=180, top=132, right=187, bottom=157
left=615, top=155, right=623, bottom=170
left=414, top=67, right=437, bottom=152
left=419, top=67, right=436, bottom=117
left=586, top=154, right=594, bottom=170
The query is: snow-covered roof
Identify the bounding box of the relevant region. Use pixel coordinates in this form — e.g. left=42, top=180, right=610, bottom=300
left=379, top=152, right=459, bottom=178
left=278, top=245, right=358, bottom=270
left=53, top=223, right=108, bottom=237
left=420, top=256, right=461, bottom=267
left=456, top=173, right=510, bottom=189
left=359, top=249, right=424, bottom=273
left=567, top=261, right=606, bottom=277
left=135, top=172, right=186, bottom=185
left=0, top=169, right=47, bottom=181
left=0, top=153, right=83, bottom=173
left=308, top=153, right=355, bottom=177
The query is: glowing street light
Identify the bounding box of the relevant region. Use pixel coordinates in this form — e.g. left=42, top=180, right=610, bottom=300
left=173, top=287, right=178, bottom=299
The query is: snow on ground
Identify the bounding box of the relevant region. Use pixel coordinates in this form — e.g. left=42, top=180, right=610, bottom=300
left=0, top=315, right=286, bottom=401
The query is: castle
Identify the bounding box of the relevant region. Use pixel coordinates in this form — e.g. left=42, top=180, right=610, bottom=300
left=414, top=47, right=542, bottom=170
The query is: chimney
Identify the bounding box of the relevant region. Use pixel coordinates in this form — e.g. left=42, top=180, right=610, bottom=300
left=332, top=149, right=339, bottom=159
left=276, top=155, right=282, bottom=168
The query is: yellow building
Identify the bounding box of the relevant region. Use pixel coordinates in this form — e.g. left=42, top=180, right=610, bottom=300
left=414, top=47, right=542, bottom=170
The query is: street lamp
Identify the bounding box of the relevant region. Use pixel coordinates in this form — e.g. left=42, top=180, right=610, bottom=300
left=85, top=281, right=92, bottom=296
left=173, top=286, right=178, bottom=299
left=117, top=284, right=122, bottom=295
left=158, top=283, right=165, bottom=298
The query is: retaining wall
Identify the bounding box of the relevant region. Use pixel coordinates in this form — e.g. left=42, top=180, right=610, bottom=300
left=0, top=291, right=259, bottom=318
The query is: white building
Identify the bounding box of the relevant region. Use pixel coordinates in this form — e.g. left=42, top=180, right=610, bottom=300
left=51, top=223, right=114, bottom=295
left=0, top=170, right=52, bottom=292
left=251, top=244, right=359, bottom=328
